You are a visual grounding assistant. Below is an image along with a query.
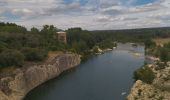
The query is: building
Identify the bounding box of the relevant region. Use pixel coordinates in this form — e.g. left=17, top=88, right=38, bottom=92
left=57, top=31, right=67, bottom=44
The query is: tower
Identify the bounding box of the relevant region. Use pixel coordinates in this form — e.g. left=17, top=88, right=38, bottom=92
left=57, top=31, right=67, bottom=44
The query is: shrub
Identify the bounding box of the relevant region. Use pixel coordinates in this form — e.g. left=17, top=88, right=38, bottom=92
left=158, top=96, right=164, bottom=100
left=21, top=47, right=47, bottom=61
left=163, top=75, right=170, bottom=81
left=159, top=48, right=170, bottom=62
left=93, top=46, right=99, bottom=53
left=144, top=39, right=156, bottom=49
left=155, top=61, right=166, bottom=70
left=134, top=66, right=155, bottom=84
left=0, top=41, right=7, bottom=52
left=0, top=49, right=25, bottom=67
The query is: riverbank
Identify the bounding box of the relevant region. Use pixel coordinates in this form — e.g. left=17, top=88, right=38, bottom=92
left=127, top=62, right=170, bottom=100
left=81, top=46, right=117, bottom=61
left=127, top=39, right=170, bottom=99
left=24, top=43, right=145, bottom=100
left=0, top=53, right=81, bottom=100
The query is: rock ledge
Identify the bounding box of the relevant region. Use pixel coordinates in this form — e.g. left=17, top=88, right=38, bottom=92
left=0, top=53, right=81, bottom=100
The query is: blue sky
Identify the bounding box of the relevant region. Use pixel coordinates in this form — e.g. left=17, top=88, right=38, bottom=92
left=64, top=0, right=88, bottom=5
left=0, top=0, right=170, bottom=30
left=132, top=0, right=157, bottom=5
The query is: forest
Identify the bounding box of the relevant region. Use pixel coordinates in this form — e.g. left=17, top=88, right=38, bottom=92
left=1, top=22, right=170, bottom=68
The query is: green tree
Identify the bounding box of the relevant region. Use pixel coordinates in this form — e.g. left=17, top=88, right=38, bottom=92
left=159, top=48, right=170, bottom=62
left=21, top=47, right=47, bottom=61
left=0, top=50, right=25, bottom=67
left=144, top=39, right=156, bottom=49
left=134, top=66, right=155, bottom=84
left=31, top=27, right=39, bottom=34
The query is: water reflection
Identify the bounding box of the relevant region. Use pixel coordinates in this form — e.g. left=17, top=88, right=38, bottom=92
left=24, top=43, right=145, bottom=100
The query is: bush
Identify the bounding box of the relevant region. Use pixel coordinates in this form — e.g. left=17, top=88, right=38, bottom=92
left=0, top=41, right=7, bottom=52
left=159, top=48, right=170, bottom=62
left=0, top=49, right=25, bottom=67
left=21, top=47, right=47, bottom=61
left=134, top=66, right=155, bottom=84
left=93, top=46, right=99, bottom=53
left=144, top=39, right=156, bottom=49
left=155, top=61, right=166, bottom=70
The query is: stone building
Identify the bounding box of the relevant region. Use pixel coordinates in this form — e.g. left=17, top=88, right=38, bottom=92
left=57, top=31, right=67, bottom=44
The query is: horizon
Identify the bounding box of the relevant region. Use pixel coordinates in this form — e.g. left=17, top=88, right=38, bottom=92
left=1, top=22, right=170, bottom=31
left=1, top=0, right=170, bottom=30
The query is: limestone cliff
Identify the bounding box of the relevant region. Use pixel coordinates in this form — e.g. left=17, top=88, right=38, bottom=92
left=127, top=63, right=170, bottom=100
left=0, top=53, right=81, bottom=100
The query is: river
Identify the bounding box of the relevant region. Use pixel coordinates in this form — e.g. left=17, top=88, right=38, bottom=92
left=24, top=43, right=145, bottom=100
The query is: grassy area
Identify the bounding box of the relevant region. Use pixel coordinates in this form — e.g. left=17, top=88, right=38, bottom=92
left=153, top=38, right=170, bottom=47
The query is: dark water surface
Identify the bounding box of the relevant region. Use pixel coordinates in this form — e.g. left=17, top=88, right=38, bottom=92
left=24, top=43, right=145, bottom=100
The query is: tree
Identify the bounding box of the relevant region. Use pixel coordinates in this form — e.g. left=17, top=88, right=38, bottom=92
left=159, top=48, right=170, bottom=62
left=0, top=49, right=25, bottom=67
left=134, top=66, right=155, bottom=84
left=21, top=47, right=47, bottom=61
left=71, top=41, right=88, bottom=53
left=31, top=27, right=39, bottom=34
left=144, top=39, right=156, bottom=49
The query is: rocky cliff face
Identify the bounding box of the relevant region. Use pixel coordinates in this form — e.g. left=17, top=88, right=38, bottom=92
left=127, top=80, right=170, bottom=100
left=0, top=53, right=81, bottom=100
left=127, top=63, right=170, bottom=100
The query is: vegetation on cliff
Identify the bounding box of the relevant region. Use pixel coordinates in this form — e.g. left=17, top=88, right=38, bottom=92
left=147, top=41, right=170, bottom=62
left=133, top=39, right=170, bottom=84
left=134, top=65, right=155, bottom=84
left=1, top=22, right=170, bottom=68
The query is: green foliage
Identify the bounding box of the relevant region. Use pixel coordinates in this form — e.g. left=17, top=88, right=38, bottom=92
left=0, top=49, right=25, bottom=67
left=0, top=23, right=64, bottom=67
left=159, top=48, right=170, bottom=62
left=148, top=41, right=170, bottom=62
left=144, top=39, right=156, bottom=49
left=98, top=39, right=117, bottom=49
left=49, top=42, right=69, bottom=51
left=71, top=41, right=88, bottom=53
left=21, top=48, right=47, bottom=61
left=0, top=41, right=7, bottom=52
left=0, top=22, right=27, bottom=33
left=134, top=66, right=155, bottom=84
left=30, top=27, right=39, bottom=34
left=67, top=28, right=94, bottom=51
left=1, top=22, right=170, bottom=67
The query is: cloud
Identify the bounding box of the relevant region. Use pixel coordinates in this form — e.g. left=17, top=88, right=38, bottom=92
left=45, top=2, right=82, bottom=15
left=128, top=2, right=164, bottom=13
left=96, top=16, right=111, bottom=22
left=100, top=6, right=125, bottom=15
left=148, top=12, right=170, bottom=21
left=99, top=0, right=121, bottom=8
left=12, top=8, right=33, bottom=15
left=0, top=16, right=6, bottom=20
left=0, top=9, right=4, bottom=14
left=0, top=0, right=170, bottom=30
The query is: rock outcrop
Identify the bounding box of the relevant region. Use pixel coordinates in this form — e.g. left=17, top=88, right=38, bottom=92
left=0, top=53, right=81, bottom=100
left=127, top=63, right=170, bottom=100
left=127, top=80, right=170, bottom=100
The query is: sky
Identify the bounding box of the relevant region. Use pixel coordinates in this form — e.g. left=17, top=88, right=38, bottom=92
left=0, top=0, right=170, bottom=30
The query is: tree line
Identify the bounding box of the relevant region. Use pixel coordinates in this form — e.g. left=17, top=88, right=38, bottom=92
left=1, top=22, right=170, bottom=68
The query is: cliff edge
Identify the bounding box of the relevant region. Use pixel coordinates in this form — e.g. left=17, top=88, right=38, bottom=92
left=0, top=53, right=81, bottom=100
left=127, top=63, right=170, bottom=100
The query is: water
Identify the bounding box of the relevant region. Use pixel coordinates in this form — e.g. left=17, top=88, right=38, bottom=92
left=24, top=43, right=145, bottom=100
